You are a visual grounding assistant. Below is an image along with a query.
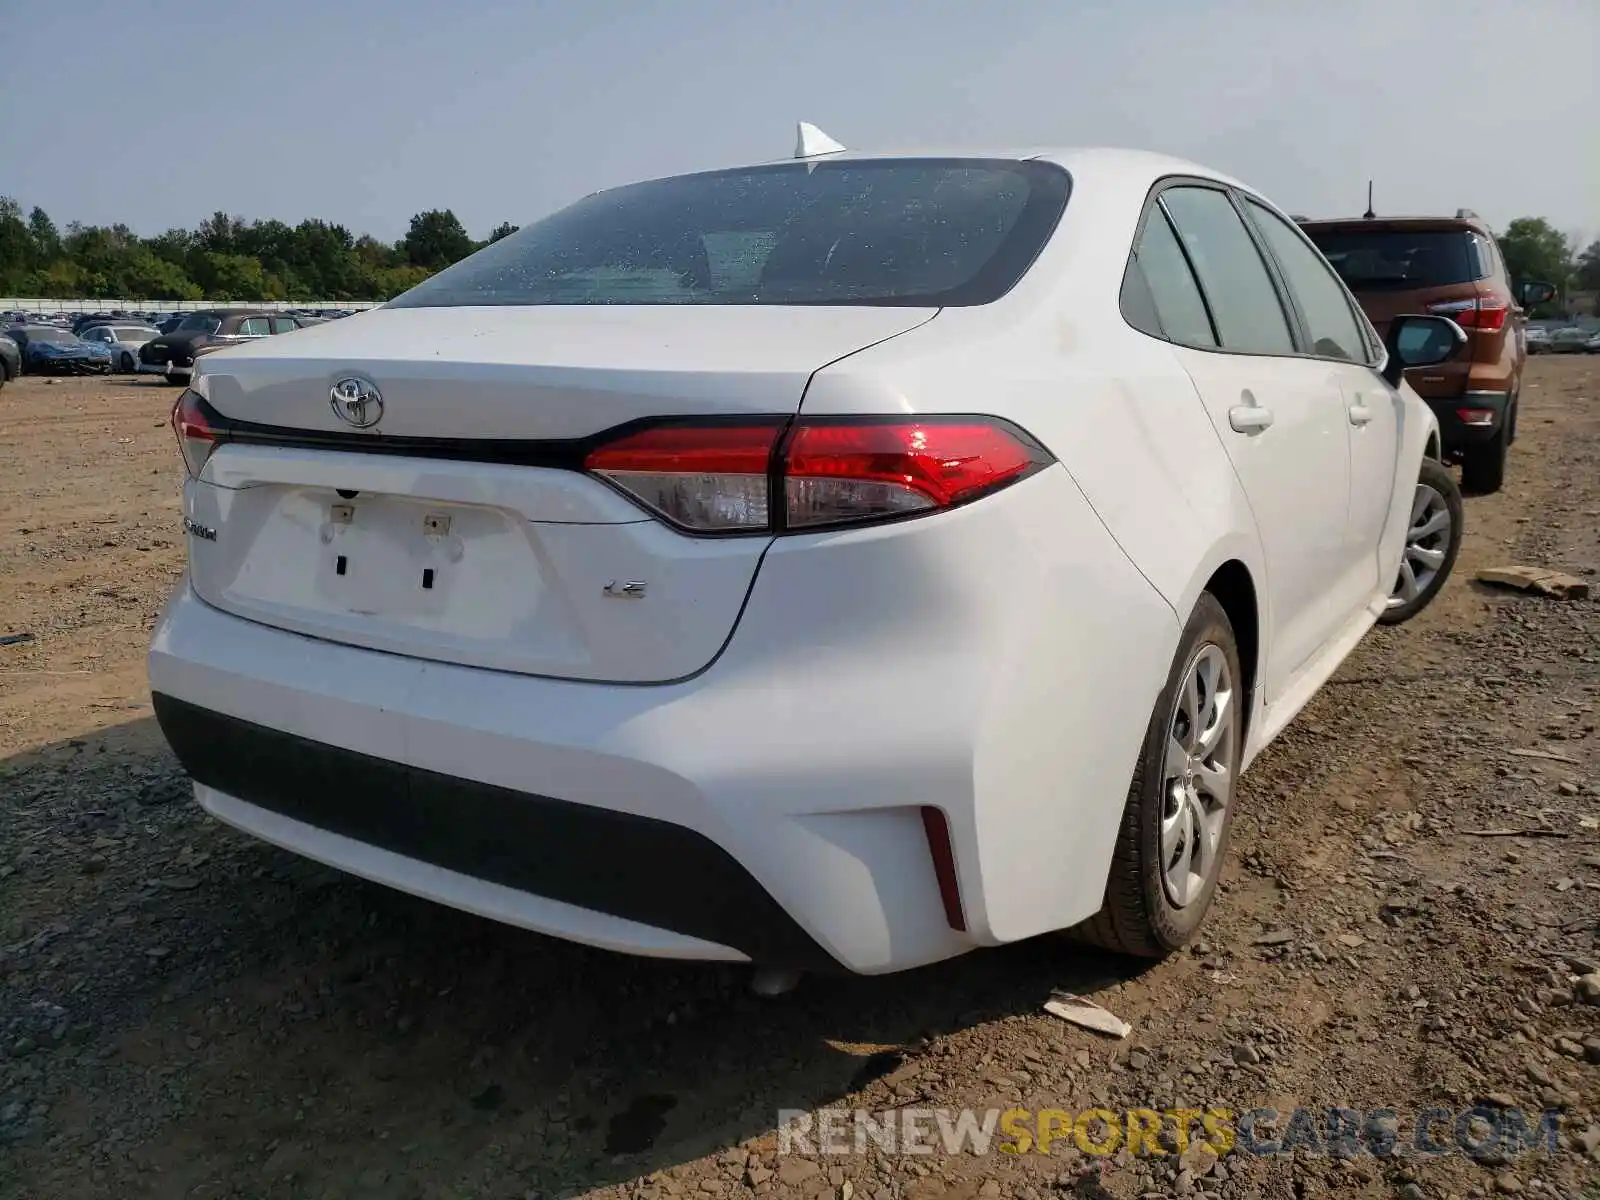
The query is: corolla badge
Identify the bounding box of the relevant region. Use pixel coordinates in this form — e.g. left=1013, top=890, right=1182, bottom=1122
left=329, top=377, right=384, bottom=428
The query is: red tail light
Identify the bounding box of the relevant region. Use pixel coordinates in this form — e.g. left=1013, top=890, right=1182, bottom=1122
left=783, top=421, right=1044, bottom=527
left=584, top=422, right=784, bottom=531
left=171, top=389, right=222, bottom=477
left=1429, top=294, right=1509, bottom=332
left=584, top=417, right=1051, bottom=534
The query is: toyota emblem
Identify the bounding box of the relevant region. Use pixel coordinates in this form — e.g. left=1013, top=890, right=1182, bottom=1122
left=330, top=377, right=383, bottom=429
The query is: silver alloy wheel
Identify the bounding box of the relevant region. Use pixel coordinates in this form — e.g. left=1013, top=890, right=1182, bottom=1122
left=1387, top=482, right=1452, bottom=610
left=1160, top=642, right=1236, bottom=908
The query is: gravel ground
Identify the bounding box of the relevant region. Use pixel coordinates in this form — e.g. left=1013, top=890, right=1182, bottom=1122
left=1, top=362, right=1597, bottom=1200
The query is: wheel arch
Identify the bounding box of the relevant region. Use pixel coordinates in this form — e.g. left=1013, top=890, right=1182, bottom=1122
left=1200, top=560, right=1259, bottom=747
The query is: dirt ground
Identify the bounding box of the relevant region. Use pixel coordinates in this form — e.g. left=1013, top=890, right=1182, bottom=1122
left=1, top=362, right=1597, bottom=1200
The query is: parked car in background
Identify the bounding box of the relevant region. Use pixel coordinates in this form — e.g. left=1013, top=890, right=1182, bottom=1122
left=1585, top=330, right=1600, bottom=354
left=1525, top=325, right=1552, bottom=354
left=0, top=331, right=19, bottom=388
left=1550, top=327, right=1592, bottom=354
left=3, top=324, right=115, bottom=374
left=140, top=310, right=311, bottom=385
left=150, top=143, right=1467, bottom=976
left=1300, top=211, right=1554, bottom=495
left=79, top=323, right=162, bottom=373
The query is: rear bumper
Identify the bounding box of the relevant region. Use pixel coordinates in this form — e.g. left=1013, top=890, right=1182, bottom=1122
left=1425, top=390, right=1509, bottom=452
left=148, top=467, right=1178, bottom=973
left=153, top=692, right=833, bottom=968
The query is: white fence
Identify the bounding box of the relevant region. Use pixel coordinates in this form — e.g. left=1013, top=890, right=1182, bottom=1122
left=1, top=299, right=383, bottom=313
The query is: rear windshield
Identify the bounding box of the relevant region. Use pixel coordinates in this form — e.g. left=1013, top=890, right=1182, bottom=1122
left=389, top=158, right=1071, bottom=309
left=1302, top=229, right=1477, bottom=290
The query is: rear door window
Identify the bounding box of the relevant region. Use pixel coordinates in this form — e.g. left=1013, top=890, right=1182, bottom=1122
left=1159, top=187, right=1295, bottom=356
left=238, top=318, right=271, bottom=335
left=1301, top=229, right=1477, bottom=290
left=1244, top=200, right=1370, bottom=364
left=271, top=317, right=298, bottom=333
left=1122, top=207, right=1217, bottom=347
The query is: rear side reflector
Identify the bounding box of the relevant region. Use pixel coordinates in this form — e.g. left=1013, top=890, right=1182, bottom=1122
left=585, top=416, right=1052, bottom=535
left=921, top=806, right=967, bottom=932
left=1456, top=408, right=1497, bottom=427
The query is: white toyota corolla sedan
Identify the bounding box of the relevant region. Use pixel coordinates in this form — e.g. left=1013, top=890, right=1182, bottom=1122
left=149, top=135, right=1467, bottom=976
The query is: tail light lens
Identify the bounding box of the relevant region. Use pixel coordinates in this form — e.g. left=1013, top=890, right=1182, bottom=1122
left=782, top=421, right=1045, bottom=528
left=584, top=422, right=784, bottom=531
left=584, top=417, right=1051, bottom=535
left=1429, top=295, right=1509, bottom=332
left=171, top=389, right=222, bottom=477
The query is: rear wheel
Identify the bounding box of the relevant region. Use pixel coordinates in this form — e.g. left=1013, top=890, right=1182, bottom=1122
left=1379, top=458, right=1463, bottom=626
left=121, top=352, right=135, bottom=373
left=1460, top=419, right=1508, bottom=494
left=1075, top=593, right=1241, bottom=957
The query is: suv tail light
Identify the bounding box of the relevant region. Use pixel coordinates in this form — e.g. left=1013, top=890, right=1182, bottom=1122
left=1429, top=294, right=1509, bottom=332
left=584, top=417, right=1052, bottom=535
left=171, top=389, right=222, bottom=477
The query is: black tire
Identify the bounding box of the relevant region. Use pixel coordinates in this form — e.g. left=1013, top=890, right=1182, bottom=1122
left=1460, top=419, right=1508, bottom=495
left=1075, top=593, right=1242, bottom=958
left=1377, top=457, right=1463, bottom=627
left=121, top=353, right=135, bottom=373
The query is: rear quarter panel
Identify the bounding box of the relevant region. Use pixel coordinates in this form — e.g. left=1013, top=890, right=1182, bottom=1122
left=798, top=163, right=1270, bottom=938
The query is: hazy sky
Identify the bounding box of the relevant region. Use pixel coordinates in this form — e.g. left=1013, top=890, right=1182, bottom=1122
left=3, top=0, right=1595, bottom=243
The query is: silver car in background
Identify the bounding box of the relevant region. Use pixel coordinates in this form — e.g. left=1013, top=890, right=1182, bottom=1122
left=79, top=324, right=163, bottom=373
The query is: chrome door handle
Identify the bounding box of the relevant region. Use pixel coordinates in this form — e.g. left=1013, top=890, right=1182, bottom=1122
left=1228, top=405, right=1275, bottom=434
left=1348, top=403, right=1373, bottom=426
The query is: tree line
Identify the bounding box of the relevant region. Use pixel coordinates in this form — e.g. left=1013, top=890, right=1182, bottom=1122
left=0, top=199, right=518, bottom=301
left=1, top=195, right=1595, bottom=307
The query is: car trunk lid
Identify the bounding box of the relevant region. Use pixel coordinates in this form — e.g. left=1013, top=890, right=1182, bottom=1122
left=183, top=304, right=935, bottom=682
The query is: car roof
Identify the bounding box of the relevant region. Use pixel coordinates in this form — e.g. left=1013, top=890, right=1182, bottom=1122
left=720, top=145, right=1252, bottom=193
left=1299, top=214, right=1492, bottom=235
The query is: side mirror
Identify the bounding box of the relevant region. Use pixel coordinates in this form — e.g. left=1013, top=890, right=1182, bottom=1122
left=1517, top=281, right=1556, bottom=308
left=1381, top=314, right=1468, bottom=386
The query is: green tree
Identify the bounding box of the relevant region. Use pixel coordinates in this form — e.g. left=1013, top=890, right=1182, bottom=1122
left=197, top=211, right=242, bottom=254
left=27, top=207, right=60, bottom=265
left=195, top=251, right=267, bottom=299
left=1573, top=239, right=1600, bottom=293
left=487, top=222, right=520, bottom=243
left=0, top=197, right=30, bottom=286
left=119, top=250, right=201, bottom=300
left=1498, top=217, right=1573, bottom=292
left=402, top=209, right=474, bottom=270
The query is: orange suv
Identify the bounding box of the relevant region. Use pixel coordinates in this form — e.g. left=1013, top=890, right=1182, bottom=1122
left=1299, top=212, right=1554, bottom=494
